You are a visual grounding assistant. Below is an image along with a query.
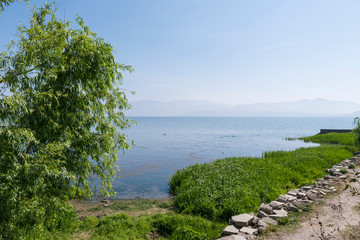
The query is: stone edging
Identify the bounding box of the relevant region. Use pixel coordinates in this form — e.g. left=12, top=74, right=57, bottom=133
left=217, top=155, right=360, bottom=240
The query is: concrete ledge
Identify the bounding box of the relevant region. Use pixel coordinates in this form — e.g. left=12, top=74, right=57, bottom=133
left=319, top=129, right=352, bottom=135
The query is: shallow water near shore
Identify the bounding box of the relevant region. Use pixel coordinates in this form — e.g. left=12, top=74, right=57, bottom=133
left=102, top=117, right=354, bottom=199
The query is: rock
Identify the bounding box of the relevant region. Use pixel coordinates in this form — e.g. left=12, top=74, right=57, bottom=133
left=277, top=195, right=287, bottom=203
left=239, top=227, right=258, bottom=235
left=286, top=202, right=298, bottom=212
left=306, top=192, right=317, bottom=201
left=103, top=203, right=109, bottom=207
left=257, top=210, right=268, bottom=218
left=302, top=186, right=312, bottom=191
left=324, top=175, right=336, bottom=180
left=287, top=190, right=298, bottom=197
left=292, top=200, right=307, bottom=208
left=321, top=181, right=329, bottom=187
left=261, top=217, right=278, bottom=226
left=269, top=208, right=288, bottom=220
left=284, top=194, right=297, bottom=202
left=238, top=233, right=257, bottom=240
left=259, top=203, right=274, bottom=214
left=331, top=170, right=342, bottom=176
left=297, top=192, right=307, bottom=199
left=217, top=235, right=247, bottom=240
left=249, top=212, right=259, bottom=225
left=269, top=201, right=285, bottom=209
left=231, top=214, right=254, bottom=228
left=302, top=200, right=313, bottom=204
left=222, top=225, right=239, bottom=235
left=319, top=190, right=326, bottom=195
left=257, top=220, right=268, bottom=233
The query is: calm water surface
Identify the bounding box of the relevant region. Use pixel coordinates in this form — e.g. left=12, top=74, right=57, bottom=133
left=110, top=117, right=353, bottom=199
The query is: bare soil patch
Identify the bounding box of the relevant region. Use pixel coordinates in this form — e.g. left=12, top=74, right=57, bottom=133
left=70, top=198, right=173, bottom=220
left=262, top=170, right=360, bottom=240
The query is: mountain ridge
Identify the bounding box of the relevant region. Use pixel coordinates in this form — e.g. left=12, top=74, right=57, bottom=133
left=126, top=99, right=360, bottom=117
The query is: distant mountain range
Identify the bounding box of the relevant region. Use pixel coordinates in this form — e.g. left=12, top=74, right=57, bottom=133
left=126, top=99, right=360, bottom=117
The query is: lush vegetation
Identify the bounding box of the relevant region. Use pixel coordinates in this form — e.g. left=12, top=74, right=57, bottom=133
left=169, top=145, right=356, bottom=222
left=354, top=117, right=360, bottom=147
left=0, top=4, right=133, bottom=238
left=29, top=212, right=226, bottom=240
left=2, top=2, right=360, bottom=240
left=300, top=132, right=356, bottom=146
left=0, top=0, right=26, bottom=12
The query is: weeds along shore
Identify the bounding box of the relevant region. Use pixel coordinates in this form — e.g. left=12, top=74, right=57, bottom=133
left=50, top=133, right=359, bottom=239
left=169, top=144, right=356, bottom=222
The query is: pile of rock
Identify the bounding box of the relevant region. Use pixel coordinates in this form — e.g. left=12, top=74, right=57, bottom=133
left=217, top=155, right=360, bottom=240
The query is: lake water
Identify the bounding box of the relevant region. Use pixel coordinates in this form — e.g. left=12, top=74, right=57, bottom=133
left=111, top=117, right=354, bottom=199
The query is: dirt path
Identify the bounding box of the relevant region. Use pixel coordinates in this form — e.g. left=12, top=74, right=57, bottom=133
left=263, top=171, right=360, bottom=240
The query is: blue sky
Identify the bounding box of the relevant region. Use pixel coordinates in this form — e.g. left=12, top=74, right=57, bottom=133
left=1, top=0, right=359, bottom=105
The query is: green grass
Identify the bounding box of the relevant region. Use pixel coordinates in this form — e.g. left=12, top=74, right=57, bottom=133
left=157, top=202, right=172, bottom=209
left=27, top=211, right=226, bottom=240
left=25, top=132, right=359, bottom=239
left=79, top=212, right=225, bottom=240
left=87, top=199, right=172, bottom=213
left=299, top=132, right=356, bottom=146
left=109, top=199, right=157, bottom=211
left=169, top=145, right=356, bottom=222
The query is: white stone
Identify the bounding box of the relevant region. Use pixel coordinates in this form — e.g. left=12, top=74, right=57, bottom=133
left=231, top=214, right=254, bottom=227
left=269, top=201, right=285, bottom=209
left=257, top=210, right=268, bottom=218
left=297, top=192, right=307, bottom=198
left=217, top=235, right=247, bottom=240
left=269, top=209, right=288, bottom=220
left=239, top=227, right=258, bottom=235
left=222, top=225, right=239, bottom=235
left=257, top=219, right=267, bottom=228
left=277, top=195, right=287, bottom=203
left=261, top=216, right=278, bottom=226
left=259, top=203, right=273, bottom=214
left=287, top=191, right=298, bottom=197
left=284, top=194, right=297, bottom=202
left=286, top=202, right=298, bottom=212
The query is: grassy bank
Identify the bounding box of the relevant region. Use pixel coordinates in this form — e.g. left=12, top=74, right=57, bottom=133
left=299, top=132, right=356, bottom=146
left=33, top=132, right=358, bottom=239
left=169, top=145, right=356, bottom=222
left=37, top=209, right=226, bottom=240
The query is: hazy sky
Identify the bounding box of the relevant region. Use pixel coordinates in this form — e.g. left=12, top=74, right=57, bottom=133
left=1, top=0, right=359, bottom=105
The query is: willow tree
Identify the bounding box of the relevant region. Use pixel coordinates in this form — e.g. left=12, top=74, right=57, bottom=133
left=354, top=117, right=360, bottom=147
left=0, top=3, right=133, bottom=238
left=0, top=0, right=27, bottom=12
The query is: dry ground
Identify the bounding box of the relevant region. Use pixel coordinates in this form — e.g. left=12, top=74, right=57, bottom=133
left=263, top=171, right=360, bottom=240
left=70, top=198, right=173, bottom=220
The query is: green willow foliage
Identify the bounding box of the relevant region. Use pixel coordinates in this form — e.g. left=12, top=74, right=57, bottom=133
left=354, top=117, right=360, bottom=147
left=0, top=4, right=133, bottom=238
left=0, top=0, right=27, bottom=12
left=0, top=0, right=16, bottom=11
